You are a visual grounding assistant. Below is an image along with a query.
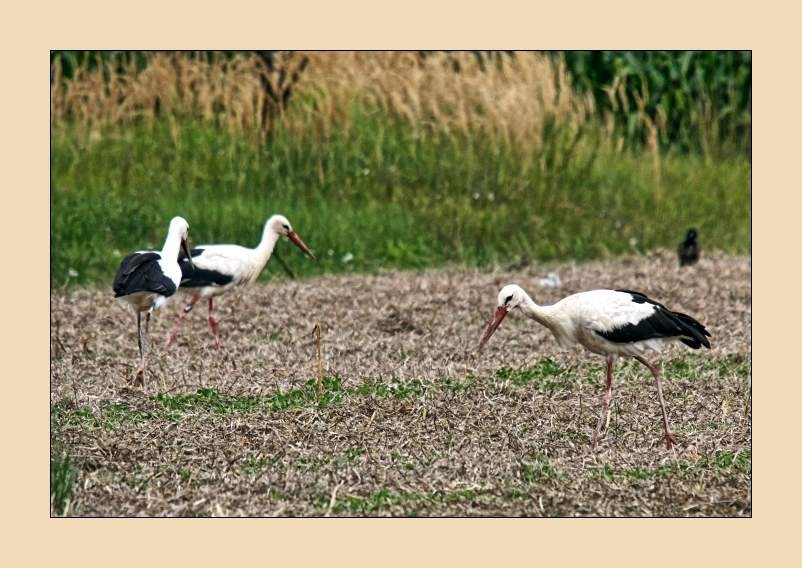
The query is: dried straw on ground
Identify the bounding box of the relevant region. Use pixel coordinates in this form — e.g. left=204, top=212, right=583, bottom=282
left=51, top=251, right=750, bottom=517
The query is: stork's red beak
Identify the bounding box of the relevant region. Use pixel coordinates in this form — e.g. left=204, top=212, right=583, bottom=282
left=287, top=230, right=316, bottom=260
left=181, top=238, right=194, bottom=269
left=478, top=306, right=508, bottom=351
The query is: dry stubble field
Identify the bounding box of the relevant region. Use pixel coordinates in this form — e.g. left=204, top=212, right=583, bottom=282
left=50, top=251, right=751, bottom=516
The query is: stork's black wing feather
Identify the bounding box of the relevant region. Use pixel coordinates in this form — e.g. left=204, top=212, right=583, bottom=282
left=178, top=249, right=235, bottom=288
left=596, top=289, right=711, bottom=349
left=112, top=252, right=177, bottom=298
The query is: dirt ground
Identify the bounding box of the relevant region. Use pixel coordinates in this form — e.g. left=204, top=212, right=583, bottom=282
left=50, top=250, right=751, bottom=516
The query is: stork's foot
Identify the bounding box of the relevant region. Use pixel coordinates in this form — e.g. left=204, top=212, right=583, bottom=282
left=664, top=431, right=677, bottom=450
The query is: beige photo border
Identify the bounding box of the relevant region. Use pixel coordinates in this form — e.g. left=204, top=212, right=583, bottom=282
left=5, top=0, right=791, bottom=564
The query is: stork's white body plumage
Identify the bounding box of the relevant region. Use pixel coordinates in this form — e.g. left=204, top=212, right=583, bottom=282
left=165, top=214, right=315, bottom=348
left=534, top=290, right=677, bottom=356
left=479, top=284, right=711, bottom=449
left=185, top=242, right=275, bottom=297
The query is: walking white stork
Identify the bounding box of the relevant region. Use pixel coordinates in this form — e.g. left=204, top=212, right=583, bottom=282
left=478, top=284, right=711, bottom=449
left=112, top=216, right=193, bottom=385
left=165, top=214, right=315, bottom=348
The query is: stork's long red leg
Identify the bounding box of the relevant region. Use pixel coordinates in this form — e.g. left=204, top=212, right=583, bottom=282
left=634, top=355, right=675, bottom=449
left=208, top=297, right=221, bottom=348
left=165, top=294, right=200, bottom=350
left=592, top=356, right=615, bottom=448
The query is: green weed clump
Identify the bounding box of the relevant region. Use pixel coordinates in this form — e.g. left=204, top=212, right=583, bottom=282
left=51, top=450, right=79, bottom=516
left=495, top=358, right=569, bottom=390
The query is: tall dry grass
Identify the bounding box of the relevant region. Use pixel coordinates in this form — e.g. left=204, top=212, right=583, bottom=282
left=51, top=51, right=595, bottom=151
left=296, top=52, right=594, bottom=147
left=51, top=52, right=267, bottom=141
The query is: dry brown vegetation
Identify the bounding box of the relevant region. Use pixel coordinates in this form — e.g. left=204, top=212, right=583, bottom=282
left=51, top=251, right=751, bottom=516
left=50, top=51, right=593, bottom=149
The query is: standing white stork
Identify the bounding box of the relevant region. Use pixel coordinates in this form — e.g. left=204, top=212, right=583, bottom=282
left=165, top=214, right=315, bottom=348
left=112, top=216, right=193, bottom=385
left=478, top=284, right=711, bottom=449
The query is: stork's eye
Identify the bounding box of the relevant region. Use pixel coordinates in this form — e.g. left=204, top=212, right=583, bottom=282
left=282, top=224, right=290, bottom=230
left=505, top=294, right=514, bottom=304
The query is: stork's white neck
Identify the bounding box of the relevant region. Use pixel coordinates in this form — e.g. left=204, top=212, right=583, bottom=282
left=518, top=291, right=557, bottom=329
left=253, top=222, right=281, bottom=266
left=161, top=226, right=183, bottom=261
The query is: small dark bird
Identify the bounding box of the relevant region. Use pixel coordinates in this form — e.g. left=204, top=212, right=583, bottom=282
left=678, top=228, right=700, bottom=267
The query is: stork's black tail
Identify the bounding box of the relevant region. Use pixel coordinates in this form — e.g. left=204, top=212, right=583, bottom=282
left=672, top=311, right=712, bottom=349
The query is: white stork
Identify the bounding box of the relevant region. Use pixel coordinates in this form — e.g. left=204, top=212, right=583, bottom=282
left=165, top=214, right=315, bottom=348
left=478, top=284, right=711, bottom=449
left=112, top=216, right=193, bottom=385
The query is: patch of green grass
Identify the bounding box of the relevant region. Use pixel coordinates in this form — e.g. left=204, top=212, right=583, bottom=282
left=241, top=455, right=273, bottom=476
left=665, top=354, right=751, bottom=381
left=155, top=376, right=426, bottom=417
left=443, top=375, right=476, bottom=393
left=666, top=359, right=693, bottom=378
left=156, top=376, right=347, bottom=414
left=495, top=358, right=569, bottom=391
left=592, top=464, right=616, bottom=481
left=101, top=402, right=158, bottom=427
left=622, top=468, right=651, bottom=480
left=519, top=458, right=560, bottom=484
left=50, top=450, right=79, bottom=516
left=333, top=488, right=408, bottom=514
left=344, top=447, right=365, bottom=463
left=52, top=375, right=433, bottom=434
left=328, top=487, right=480, bottom=515
left=353, top=379, right=426, bottom=400
left=51, top=399, right=95, bottom=428
left=51, top=114, right=749, bottom=288
left=51, top=398, right=157, bottom=430
left=704, top=449, right=751, bottom=472
left=596, top=449, right=750, bottom=482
